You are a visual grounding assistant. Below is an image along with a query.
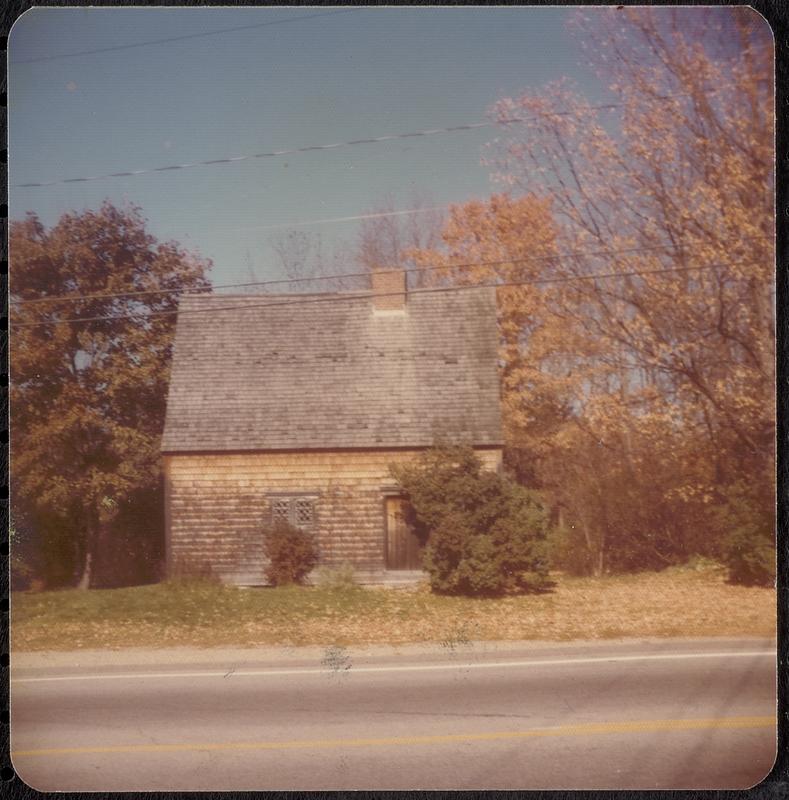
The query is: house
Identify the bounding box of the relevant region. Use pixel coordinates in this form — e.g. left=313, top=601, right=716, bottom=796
left=160, top=269, right=503, bottom=584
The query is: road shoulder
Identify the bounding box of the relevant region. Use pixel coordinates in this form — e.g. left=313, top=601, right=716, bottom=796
left=12, top=635, right=776, bottom=674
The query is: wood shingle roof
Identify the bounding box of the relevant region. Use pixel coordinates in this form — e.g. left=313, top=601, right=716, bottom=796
left=161, top=287, right=503, bottom=453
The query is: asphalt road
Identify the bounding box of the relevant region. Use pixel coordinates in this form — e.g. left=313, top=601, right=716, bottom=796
left=11, top=637, right=776, bottom=791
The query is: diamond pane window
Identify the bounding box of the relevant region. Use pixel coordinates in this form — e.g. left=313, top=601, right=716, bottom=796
left=271, top=499, right=291, bottom=523
left=269, top=495, right=316, bottom=532
left=294, top=499, right=314, bottom=528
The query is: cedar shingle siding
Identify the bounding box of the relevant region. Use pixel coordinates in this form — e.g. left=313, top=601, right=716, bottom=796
left=162, top=281, right=503, bottom=584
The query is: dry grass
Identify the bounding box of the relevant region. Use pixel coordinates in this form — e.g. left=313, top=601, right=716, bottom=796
left=11, top=564, right=775, bottom=652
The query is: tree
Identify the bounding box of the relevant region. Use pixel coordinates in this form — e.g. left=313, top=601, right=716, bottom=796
left=354, top=192, right=445, bottom=286
left=269, top=192, right=445, bottom=293
left=408, top=8, right=774, bottom=575
left=269, top=229, right=354, bottom=291
left=409, top=193, right=568, bottom=486
left=488, top=7, right=773, bottom=474
left=490, top=7, right=774, bottom=571
left=10, top=201, right=212, bottom=588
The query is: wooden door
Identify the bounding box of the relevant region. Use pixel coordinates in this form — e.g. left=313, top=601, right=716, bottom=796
left=385, top=497, right=422, bottom=570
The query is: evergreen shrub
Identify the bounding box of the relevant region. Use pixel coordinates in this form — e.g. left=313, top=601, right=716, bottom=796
left=390, top=447, right=550, bottom=596
left=715, top=482, right=775, bottom=586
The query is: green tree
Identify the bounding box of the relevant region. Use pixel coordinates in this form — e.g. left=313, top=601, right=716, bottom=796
left=10, top=201, right=212, bottom=588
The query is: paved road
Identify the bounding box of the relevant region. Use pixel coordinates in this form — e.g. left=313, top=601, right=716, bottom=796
left=11, top=638, right=776, bottom=791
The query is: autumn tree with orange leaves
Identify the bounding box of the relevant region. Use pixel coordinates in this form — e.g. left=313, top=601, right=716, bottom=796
left=410, top=7, right=774, bottom=580
left=11, top=202, right=212, bottom=588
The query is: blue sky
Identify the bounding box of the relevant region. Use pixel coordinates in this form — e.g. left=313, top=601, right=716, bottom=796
left=9, top=7, right=609, bottom=286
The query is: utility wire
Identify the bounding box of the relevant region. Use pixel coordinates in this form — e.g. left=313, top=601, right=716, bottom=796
left=13, top=260, right=761, bottom=329
left=12, top=105, right=627, bottom=189
left=10, top=236, right=770, bottom=307
left=213, top=205, right=450, bottom=234
left=11, top=9, right=357, bottom=64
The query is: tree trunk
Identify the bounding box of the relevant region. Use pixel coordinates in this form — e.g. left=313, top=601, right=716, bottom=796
left=580, top=515, right=600, bottom=576
left=597, top=543, right=605, bottom=578
left=597, top=501, right=609, bottom=577
left=76, top=517, right=100, bottom=590
left=76, top=551, right=92, bottom=590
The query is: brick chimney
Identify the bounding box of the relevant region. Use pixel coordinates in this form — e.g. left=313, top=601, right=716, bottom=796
left=371, top=269, right=406, bottom=313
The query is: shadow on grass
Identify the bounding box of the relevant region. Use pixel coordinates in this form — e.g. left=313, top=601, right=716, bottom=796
left=428, top=577, right=558, bottom=600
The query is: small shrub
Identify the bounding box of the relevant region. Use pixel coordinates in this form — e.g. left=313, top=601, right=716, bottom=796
left=391, top=447, right=550, bottom=596
left=262, top=519, right=318, bottom=586
left=313, top=562, right=357, bottom=590
left=722, top=527, right=774, bottom=586
left=714, top=482, right=775, bottom=587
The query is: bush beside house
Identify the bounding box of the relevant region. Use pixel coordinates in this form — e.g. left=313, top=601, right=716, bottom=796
left=390, top=447, right=550, bottom=596
left=262, top=519, right=318, bottom=586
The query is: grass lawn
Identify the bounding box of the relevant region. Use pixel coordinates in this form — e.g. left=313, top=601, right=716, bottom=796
left=11, top=564, right=774, bottom=652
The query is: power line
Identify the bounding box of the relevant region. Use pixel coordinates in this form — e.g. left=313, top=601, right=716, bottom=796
left=12, top=92, right=694, bottom=190
left=12, top=105, right=628, bottom=189
left=10, top=236, right=770, bottom=307
left=11, top=9, right=356, bottom=65
left=214, top=205, right=450, bottom=234
left=12, top=260, right=761, bottom=329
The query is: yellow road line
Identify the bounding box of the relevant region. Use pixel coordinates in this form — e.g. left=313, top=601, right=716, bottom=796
left=12, top=716, right=774, bottom=758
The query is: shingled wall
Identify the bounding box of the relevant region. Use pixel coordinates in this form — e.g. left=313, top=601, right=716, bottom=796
left=164, top=448, right=502, bottom=585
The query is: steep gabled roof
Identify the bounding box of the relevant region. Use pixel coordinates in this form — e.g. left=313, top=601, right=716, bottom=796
left=161, top=287, right=503, bottom=452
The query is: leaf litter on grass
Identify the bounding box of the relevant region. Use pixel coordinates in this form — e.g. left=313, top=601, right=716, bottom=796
left=11, top=566, right=775, bottom=651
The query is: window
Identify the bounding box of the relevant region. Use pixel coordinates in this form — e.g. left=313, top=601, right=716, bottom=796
left=269, top=495, right=316, bottom=531
left=294, top=498, right=315, bottom=528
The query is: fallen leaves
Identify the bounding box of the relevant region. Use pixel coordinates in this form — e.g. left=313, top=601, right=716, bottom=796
left=11, top=566, right=774, bottom=652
